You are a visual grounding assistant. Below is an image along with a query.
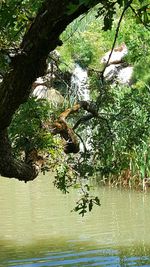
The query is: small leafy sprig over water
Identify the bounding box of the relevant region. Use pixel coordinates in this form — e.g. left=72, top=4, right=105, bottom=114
left=54, top=161, right=78, bottom=194
left=54, top=159, right=100, bottom=216
left=72, top=185, right=101, bottom=216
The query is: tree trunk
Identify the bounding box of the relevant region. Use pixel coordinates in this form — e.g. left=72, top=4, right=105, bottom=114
left=0, top=0, right=100, bottom=181
left=0, top=130, right=43, bottom=181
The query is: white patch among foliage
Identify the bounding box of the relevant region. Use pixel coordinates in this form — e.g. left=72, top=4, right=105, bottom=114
left=101, top=43, right=133, bottom=86
left=101, top=43, right=128, bottom=65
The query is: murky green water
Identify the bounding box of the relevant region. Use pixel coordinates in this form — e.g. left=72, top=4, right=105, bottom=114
left=0, top=174, right=150, bottom=266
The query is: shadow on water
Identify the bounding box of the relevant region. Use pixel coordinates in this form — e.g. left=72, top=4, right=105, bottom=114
left=1, top=174, right=150, bottom=266
left=1, top=241, right=150, bottom=267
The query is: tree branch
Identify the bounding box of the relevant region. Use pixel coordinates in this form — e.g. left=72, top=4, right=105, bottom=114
left=129, top=5, right=150, bottom=30
left=101, top=0, right=133, bottom=81
left=0, top=130, right=44, bottom=181
left=43, top=101, right=98, bottom=154
left=0, top=0, right=99, bottom=181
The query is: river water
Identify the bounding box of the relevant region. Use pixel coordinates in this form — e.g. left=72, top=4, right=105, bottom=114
left=0, top=174, right=150, bottom=267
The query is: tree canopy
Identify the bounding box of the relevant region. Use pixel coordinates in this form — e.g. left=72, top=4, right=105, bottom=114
left=0, top=0, right=150, bottom=210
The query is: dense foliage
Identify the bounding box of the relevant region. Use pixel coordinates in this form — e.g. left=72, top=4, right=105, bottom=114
left=0, top=0, right=150, bottom=214
left=57, top=1, right=150, bottom=189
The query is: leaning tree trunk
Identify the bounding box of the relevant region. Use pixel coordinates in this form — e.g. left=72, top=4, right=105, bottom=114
left=0, top=130, right=43, bottom=182
left=0, top=0, right=100, bottom=181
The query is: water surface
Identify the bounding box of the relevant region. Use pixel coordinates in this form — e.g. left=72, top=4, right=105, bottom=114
left=0, top=174, right=150, bottom=266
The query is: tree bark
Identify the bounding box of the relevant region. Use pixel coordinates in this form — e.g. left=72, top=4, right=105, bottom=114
left=0, top=0, right=100, bottom=181
left=0, top=130, right=43, bottom=181
left=48, top=101, right=98, bottom=153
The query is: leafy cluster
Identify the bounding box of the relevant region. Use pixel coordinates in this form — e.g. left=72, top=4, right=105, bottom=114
left=0, top=0, right=42, bottom=45
left=1, top=0, right=150, bottom=215
left=0, top=0, right=43, bottom=74
left=58, top=1, right=150, bottom=189
left=73, top=190, right=100, bottom=216
left=54, top=162, right=77, bottom=194
left=8, top=97, right=61, bottom=160
left=90, top=85, right=150, bottom=184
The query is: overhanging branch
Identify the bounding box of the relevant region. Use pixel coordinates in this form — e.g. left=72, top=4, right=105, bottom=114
left=0, top=0, right=101, bottom=181
left=0, top=130, right=44, bottom=182
left=49, top=101, right=98, bottom=154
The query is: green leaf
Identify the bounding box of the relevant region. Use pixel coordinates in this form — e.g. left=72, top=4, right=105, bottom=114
left=94, top=197, right=101, bottom=206
left=143, top=10, right=149, bottom=24
left=140, top=164, right=146, bottom=178
left=89, top=200, right=93, bottom=212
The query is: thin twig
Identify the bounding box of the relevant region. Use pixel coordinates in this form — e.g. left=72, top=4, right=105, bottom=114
left=73, top=114, right=93, bottom=130
left=75, top=131, right=87, bottom=154
left=63, top=14, right=87, bottom=43
left=129, top=5, right=150, bottom=30
left=101, top=0, right=133, bottom=82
